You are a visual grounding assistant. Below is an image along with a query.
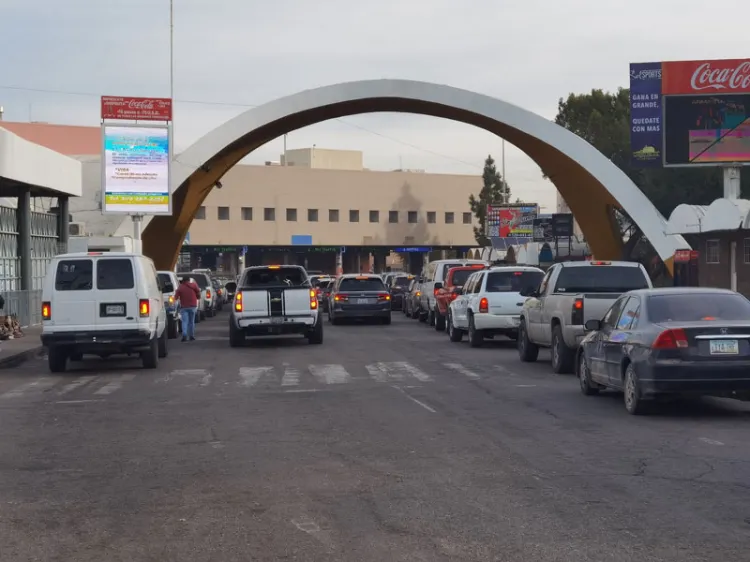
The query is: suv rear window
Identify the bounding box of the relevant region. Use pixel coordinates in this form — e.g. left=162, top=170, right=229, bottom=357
left=448, top=269, right=474, bottom=287
left=244, top=267, right=307, bottom=287
left=157, top=273, right=172, bottom=286
left=339, top=277, right=385, bottom=292
left=648, top=293, right=750, bottom=323
left=192, top=274, right=210, bottom=289
left=554, top=265, right=649, bottom=293
left=97, top=259, right=135, bottom=290
left=486, top=270, right=544, bottom=292
left=55, top=259, right=93, bottom=291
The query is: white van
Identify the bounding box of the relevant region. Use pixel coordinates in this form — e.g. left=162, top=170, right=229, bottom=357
left=40, top=252, right=169, bottom=372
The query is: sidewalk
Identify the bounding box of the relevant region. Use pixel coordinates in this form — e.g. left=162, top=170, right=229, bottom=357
left=0, top=324, right=43, bottom=369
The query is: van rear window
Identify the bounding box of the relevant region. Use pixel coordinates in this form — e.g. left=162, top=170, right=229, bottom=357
left=97, top=259, right=135, bottom=290
left=55, top=260, right=93, bottom=291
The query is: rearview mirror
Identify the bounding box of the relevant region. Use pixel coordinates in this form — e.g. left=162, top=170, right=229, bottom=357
left=584, top=319, right=601, bottom=332
left=162, top=282, right=174, bottom=293
left=433, top=281, right=443, bottom=290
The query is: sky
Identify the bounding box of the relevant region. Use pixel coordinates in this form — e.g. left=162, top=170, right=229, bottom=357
left=1, top=0, right=747, bottom=212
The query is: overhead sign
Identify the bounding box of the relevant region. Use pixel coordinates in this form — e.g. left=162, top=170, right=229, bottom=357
left=486, top=204, right=538, bottom=238
left=629, top=62, right=663, bottom=168
left=551, top=213, right=574, bottom=237
left=101, top=96, right=173, bottom=121
left=532, top=217, right=553, bottom=242
left=101, top=125, right=171, bottom=215
left=661, top=59, right=750, bottom=95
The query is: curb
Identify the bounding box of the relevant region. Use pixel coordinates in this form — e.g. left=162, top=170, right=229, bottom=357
left=0, top=345, right=45, bottom=369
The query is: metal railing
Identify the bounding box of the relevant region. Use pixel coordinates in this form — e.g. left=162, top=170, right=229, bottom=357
left=2, top=289, right=42, bottom=328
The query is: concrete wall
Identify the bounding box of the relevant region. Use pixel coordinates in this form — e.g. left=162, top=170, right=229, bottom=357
left=281, top=148, right=363, bottom=171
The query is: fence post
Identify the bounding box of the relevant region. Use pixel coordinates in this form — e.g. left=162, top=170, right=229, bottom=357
left=17, top=189, right=32, bottom=327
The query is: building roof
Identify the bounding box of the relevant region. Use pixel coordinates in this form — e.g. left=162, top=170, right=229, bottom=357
left=0, top=121, right=100, bottom=156
left=667, top=198, right=750, bottom=233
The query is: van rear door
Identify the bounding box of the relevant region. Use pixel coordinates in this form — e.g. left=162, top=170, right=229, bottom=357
left=50, top=257, right=97, bottom=331
left=94, top=257, right=140, bottom=330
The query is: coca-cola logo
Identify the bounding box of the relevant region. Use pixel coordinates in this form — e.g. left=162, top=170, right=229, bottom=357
left=689, top=61, right=750, bottom=91
left=128, top=100, right=155, bottom=110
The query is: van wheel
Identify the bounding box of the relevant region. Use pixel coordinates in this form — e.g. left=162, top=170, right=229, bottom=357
left=308, top=317, right=324, bottom=344
left=157, top=327, right=168, bottom=358
left=167, top=317, right=179, bottom=339
left=517, top=319, right=539, bottom=362
left=48, top=346, right=68, bottom=373
left=141, top=335, right=159, bottom=369
left=229, top=318, right=245, bottom=347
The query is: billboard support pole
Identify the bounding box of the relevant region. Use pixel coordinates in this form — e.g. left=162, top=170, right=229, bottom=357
left=132, top=214, right=143, bottom=254
left=723, top=166, right=741, bottom=200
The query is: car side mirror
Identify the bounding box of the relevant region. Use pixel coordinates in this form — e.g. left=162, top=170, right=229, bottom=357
left=584, top=319, right=601, bottom=331
left=433, top=281, right=443, bottom=290
left=162, top=282, right=174, bottom=293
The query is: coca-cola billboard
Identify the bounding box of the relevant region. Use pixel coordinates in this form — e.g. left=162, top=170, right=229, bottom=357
left=662, top=59, right=750, bottom=95
left=101, top=96, right=173, bottom=120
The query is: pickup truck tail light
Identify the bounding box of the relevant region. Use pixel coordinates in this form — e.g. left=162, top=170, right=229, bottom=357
left=206, top=289, right=211, bottom=299
left=42, top=301, right=51, bottom=320
left=334, top=293, right=349, bottom=302
left=652, top=328, right=688, bottom=349
left=434, top=287, right=441, bottom=296
left=571, top=298, right=584, bottom=325
left=377, top=293, right=391, bottom=301
left=309, top=289, right=318, bottom=309
left=234, top=292, right=243, bottom=312
left=478, top=297, right=489, bottom=313
left=139, top=299, right=150, bottom=317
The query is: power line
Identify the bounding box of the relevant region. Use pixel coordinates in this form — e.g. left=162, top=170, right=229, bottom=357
left=0, top=83, right=482, bottom=169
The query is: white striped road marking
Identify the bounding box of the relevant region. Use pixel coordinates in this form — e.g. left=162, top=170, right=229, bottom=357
left=365, top=363, right=389, bottom=382
left=444, top=363, right=480, bottom=380
left=390, top=361, right=432, bottom=382
left=58, top=376, right=97, bottom=395
left=698, top=437, right=724, bottom=446
left=238, top=366, right=274, bottom=387
left=391, top=385, right=436, bottom=413
left=281, top=364, right=300, bottom=387
left=309, top=364, right=351, bottom=385
left=1, top=378, right=59, bottom=399
left=93, top=374, right=136, bottom=395
left=493, top=365, right=516, bottom=376
left=166, top=369, right=212, bottom=386
left=56, top=399, right=104, bottom=404
left=365, top=362, right=431, bottom=383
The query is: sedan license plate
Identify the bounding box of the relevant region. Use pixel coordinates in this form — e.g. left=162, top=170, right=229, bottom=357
left=710, top=339, right=739, bottom=355
left=105, top=304, right=124, bottom=316
left=356, top=298, right=370, bottom=304
left=269, top=317, right=283, bottom=324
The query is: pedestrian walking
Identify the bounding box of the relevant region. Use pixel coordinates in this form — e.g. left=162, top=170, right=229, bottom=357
left=175, top=276, right=200, bottom=342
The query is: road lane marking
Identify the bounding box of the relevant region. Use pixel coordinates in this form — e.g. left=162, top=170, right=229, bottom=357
left=56, top=399, right=103, bottom=404
left=698, top=437, right=724, bottom=446
left=1, top=378, right=59, bottom=399
left=515, top=384, right=537, bottom=388
left=391, top=385, right=436, bottom=413
left=365, top=362, right=431, bottom=382
left=493, top=365, right=516, bottom=376
left=238, top=366, right=274, bottom=387
left=444, top=363, right=480, bottom=380
left=309, top=364, right=351, bottom=384
left=281, top=363, right=300, bottom=386
left=284, top=388, right=334, bottom=393
left=392, top=361, right=432, bottom=382
left=365, top=363, right=389, bottom=382
left=93, top=374, right=136, bottom=395
left=58, top=376, right=98, bottom=395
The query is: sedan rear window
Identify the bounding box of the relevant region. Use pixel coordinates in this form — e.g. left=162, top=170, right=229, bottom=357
left=97, top=259, right=135, bottom=290
left=554, top=265, right=649, bottom=293
left=339, top=278, right=385, bottom=292
left=55, top=259, right=93, bottom=291
left=486, top=270, right=544, bottom=292
left=648, top=293, right=750, bottom=323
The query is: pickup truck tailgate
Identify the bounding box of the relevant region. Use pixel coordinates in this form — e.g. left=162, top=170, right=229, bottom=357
left=581, top=293, right=623, bottom=323
left=279, top=288, right=314, bottom=316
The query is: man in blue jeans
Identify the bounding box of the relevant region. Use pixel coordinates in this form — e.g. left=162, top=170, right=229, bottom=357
left=174, top=276, right=201, bottom=341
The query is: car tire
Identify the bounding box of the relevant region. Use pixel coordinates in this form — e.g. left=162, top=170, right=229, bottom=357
left=428, top=309, right=435, bottom=327
left=157, top=326, right=168, bottom=358
left=48, top=346, right=68, bottom=373
left=69, top=352, right=83, bottom=362
left=141, top=335, right=159, bottom=369
left=418, top=310, right=427, bottom=323
left=447, top=311, right=463, bottom=342
left=517, top=319, right=539, bottom=362
left=551, top=325, right=575, bottom=374
left=167, top=316, right=179, bottom=339
left=229, top=318, right=245, bottom=348
left=468, top=314, right=483, bottom=348
left=308, top=317, right=324, bottom=344
left=434, top=308, right=446, bottom=331
left=578, top=352, right=599, bottom=396
left=623, top=363, right=647, bottom=415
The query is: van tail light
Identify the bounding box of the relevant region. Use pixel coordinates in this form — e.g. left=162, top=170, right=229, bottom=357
left=168, top=295, right=175, bottom=305
left=571, top=298, right=584, bottom=325
left=377, top=293, right=391, bottom=301
left=434, top=287, right=441, bottom=296
left=42, top=301, right=51, bottom=320
left=309, top=289, right=318, bottom=309
left=234, top=292, right=243, bottom=312
left=652, top=328, right=689, bottom=349
left=334, top=293, right=349, bottom=302
left=139, top=299, right=150, bottom=317
left=206, top=289, right=211, bottom=299
left=479, top=297, right=489, bottom=313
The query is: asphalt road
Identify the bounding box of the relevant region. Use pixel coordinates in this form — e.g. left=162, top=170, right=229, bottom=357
left=1, top=308, right=749, bottom=561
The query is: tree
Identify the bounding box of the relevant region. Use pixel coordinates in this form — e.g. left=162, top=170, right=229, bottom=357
left=553, top=89, right=750, bottom=217
left=469, top=155, right=509, bottom=246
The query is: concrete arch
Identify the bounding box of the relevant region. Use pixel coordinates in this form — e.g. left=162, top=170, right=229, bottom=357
left=142, top=79, right=688, bottom=273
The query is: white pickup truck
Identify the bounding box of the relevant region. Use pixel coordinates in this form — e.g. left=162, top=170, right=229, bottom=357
left=228, top=265, right=323, bottom=347
left=517, top=260, right=652, bottom=374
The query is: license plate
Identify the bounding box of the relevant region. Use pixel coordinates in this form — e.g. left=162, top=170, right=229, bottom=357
left=356, top=298, right=370, bottom=304
left=105, top=304, right=124, bottom=316
left=710, top=339, right=739, bottom=355
left=269, top=317, right=283, bottom=324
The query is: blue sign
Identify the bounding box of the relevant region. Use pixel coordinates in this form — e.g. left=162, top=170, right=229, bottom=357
left=291, top=235, right=313, bottom=245
left=629, top=62, right=663, bottom=168
left=394, top=247, right=431, bottom=253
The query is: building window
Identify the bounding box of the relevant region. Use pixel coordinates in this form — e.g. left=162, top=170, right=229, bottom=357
left=241, top=207, right=253, bottom=221
left=408, top=211, right=418, bottom=224
left=307, top=209, right=318, bottom=222
left=389, top=211, right=399, bottom=223
left=427, top=211, right=436, bottom=224
left=462, top=212, right=472, bottom=224
left=744, top=238, right=750, bottom=264
left=369, top=210, right=379, bottom=223
left=445, top=212, right=455, bottom=224
left=195, top=206, right=206, bottom=220
left=705, top=239, right=720, bottom=264
left=286, top=208, right=297, bottom=222
left=349, top=210, right=359, bottom=223
left=218, top=206, right=230, bottom=220
left=329, top=209, right=339, bottom=222
left=264, top=208, right=275, bottom=221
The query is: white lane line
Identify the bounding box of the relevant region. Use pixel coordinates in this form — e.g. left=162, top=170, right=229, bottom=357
left=284, top=388, right=334, bottom=394
left=515, top=384, right=537, bottom=388
left=199, top=372, right=212, bottom=387
left=391, top=385, right=436, bottom=413
left=444, top=363, right=480, bottom=380
left=698, top=437, right=724, bottom=446
left=238, top=366, right=274, bottom=387
left=309, top=364, right=351, bottom=385
left=365, top=363, right=389, bottom=382
left=1, top=378, right=59, bottom=399
left=93, top=374, right=136, bottom=395
left=493, top=365, right=516, bottom=376
left=58, top=376, right=98, bottom=395
left=392, top=361, right=432, bottom=382
left=56, top=399, right=104, bottom=404
left=281, top=363, right=300, bottom=387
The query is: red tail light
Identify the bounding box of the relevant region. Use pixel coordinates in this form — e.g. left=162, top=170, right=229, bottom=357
left=334, top=293, right=349, bottom=302
left=42, top=301, right=51, bottom=320
left=235, top=292, right=243, bottom=312
left=653, top=328, right=689, bottom=349
left=377, top=293, right=391, bottom=301
left=434, top=287, right=441, bottom=296
left=206, top=289, right=211, bottom=299
left=309, top=289, right=318, bottom=309
left=139, top=299, right=150, bottom=317
left=451, top=293, right=459, bottom=301
left=479, top=297, right=489, bottom=313
left=571, top=298, right=584, bottom=325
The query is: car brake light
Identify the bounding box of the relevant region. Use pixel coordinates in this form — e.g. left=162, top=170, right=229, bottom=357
left=42, top=301, right=51, bottom=320
left=513, top=271, right=523, bottom=276
left=479, top=297, right=489, bottom=313
left=472, top=264, right=485, bottom=268
left=334, top=293, right=349, bottom=302
left=434, top=287, right=441, bottom=296
left=206, top=289, right=211, bottom=299
left=378, top=293, right=391, bottom=301
left=268, top=265, right=280, bottom=269
left=571, top=297, right=584, bottom=325
left=168, top=295, right=174, bottom=305
left=235, top=292, right=243, bottom=312
left=139, top=299, right=150, bottom=317
left=309, top=289, right=318, bottom=309
left=451, top=293, right=459, bottom=301
left=590, top=261, right=611, bottom=266
left=653, top=328, right=689, bottom=349
left=415, top=291, right=421, bottom=297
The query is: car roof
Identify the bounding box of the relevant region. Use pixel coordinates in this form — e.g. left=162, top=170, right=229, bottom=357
left=625, top=287, right=739, bottom=298
left=340, top=273, right=382, bottom=279
left=58, top=251, right=141, bottom=258
left=560, top=260, right=642, bottom=268
left=487, top=265, right=544, bottom=272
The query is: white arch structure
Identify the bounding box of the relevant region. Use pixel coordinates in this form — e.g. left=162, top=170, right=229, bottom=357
left=140, top=79, right=688, bottom=272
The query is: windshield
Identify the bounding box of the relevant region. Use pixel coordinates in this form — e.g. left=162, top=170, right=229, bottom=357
left=192, top=274, right=210, bottom=289
left=648, top=293, right=750, bottom=323
left=157, top=273, right=172, bottom=286
left=486, top=270, right=545, bottom=293
left=554, top=265, right=649, bottom=293
left=244, top=267, right=307, bottom=287
left=448, top=269, right=474, bottom=287
left=339, top=278, right=386, bottom=292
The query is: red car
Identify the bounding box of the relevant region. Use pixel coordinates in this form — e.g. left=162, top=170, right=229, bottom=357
left=434, top=265, right=485, bottom=329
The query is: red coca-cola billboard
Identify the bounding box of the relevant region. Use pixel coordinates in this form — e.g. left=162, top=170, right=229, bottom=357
left=101, top=96, right=173, bottom=120
left=662, top=59, right=750, bottom=95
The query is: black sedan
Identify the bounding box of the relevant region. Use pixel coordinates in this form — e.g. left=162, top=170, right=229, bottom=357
left=327, top=274, right=392, bottom=325
left=576, top=287, right=750, bottom=415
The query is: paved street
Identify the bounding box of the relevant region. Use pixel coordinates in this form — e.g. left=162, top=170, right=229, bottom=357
left=1, top=312, right=749, bottom=561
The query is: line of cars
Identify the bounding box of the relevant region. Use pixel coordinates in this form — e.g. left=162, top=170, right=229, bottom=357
left=399, top=258, right=750, bottom=415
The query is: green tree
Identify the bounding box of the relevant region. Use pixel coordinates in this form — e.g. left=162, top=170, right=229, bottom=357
left=469, top=155, right=509, bottom=246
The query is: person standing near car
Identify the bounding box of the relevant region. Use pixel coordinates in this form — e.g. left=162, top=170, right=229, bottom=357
left=175, top=276, right=200, bottom=342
